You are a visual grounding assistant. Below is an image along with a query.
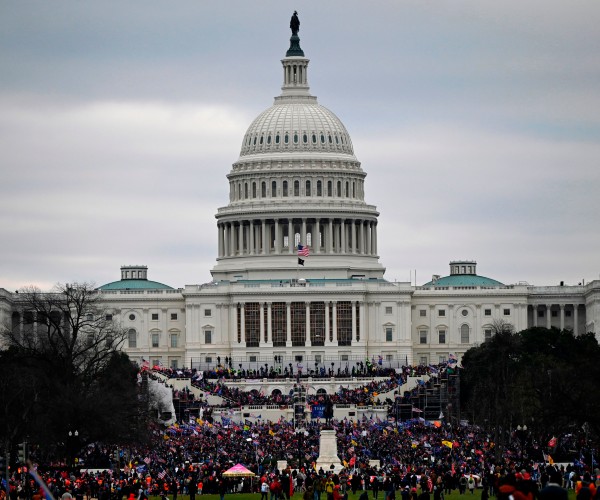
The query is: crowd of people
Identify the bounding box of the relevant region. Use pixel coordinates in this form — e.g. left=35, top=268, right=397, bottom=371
left=2, top=363, right=598, bottom=500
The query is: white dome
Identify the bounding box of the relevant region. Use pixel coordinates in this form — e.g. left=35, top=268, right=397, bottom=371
left=240, top=100, right=354, bottom=157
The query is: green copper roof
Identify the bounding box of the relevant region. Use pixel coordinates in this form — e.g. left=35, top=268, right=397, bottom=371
left=422, top=274, right=504, bottom=287
left=97, top=279, right=174, bottom=291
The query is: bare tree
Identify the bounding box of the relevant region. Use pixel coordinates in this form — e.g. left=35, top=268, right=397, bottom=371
left=2, top=282, right=126, bottom=385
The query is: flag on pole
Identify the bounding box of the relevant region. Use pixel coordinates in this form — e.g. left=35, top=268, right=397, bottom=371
left=298, top=244, right=310, bottom=257
left=298, top=258, right=305, bottom=266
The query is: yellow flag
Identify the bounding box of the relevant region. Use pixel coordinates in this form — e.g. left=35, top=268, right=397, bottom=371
left=442, top=440, right=453, bottom=449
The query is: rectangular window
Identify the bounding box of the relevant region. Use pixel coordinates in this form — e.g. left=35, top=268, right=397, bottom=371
left=385, top=354, right=393, bottom=362
left=128, top=330, right=136, bottom=348
left=105, top=314, right=113, bottom=321
left=385, top=327, right=393, bottom=342
left=310, top=302, right=325, bottom=346
left=315, top=354, right=322, bottom=363
left=245, top=302, right=261, bottom=347
left=272, top=302, right=287, bottom=347
left=204, top=309, right=212, bottom=317
left=151, top=333, right=159, bottom=347
left=566, top=310, right=572, bottom=317
left=295, top=355, right=303, bottom=362
left=503, top=308, right=511, bottom=316
left=204, top=330, right=212, bottom=344
left=170, top=359, right=178, bottom=369
left=151, top=313, right=159, bottom=321
left=438, top=330, right=446, bottom=344
left=419, top=310, right=426, bottom=317
left=205, top=356, right=212, bottom=364
left=538, top=310, right=544, bottom=317
left=419, top=356, right=428, bottom=366
left=249, top=355, right=257, bottom=363
left=484, top=329, right=492, bottom=341
left=439, top=355, right=446, bottom=364
left=438, top=309, right=446, bottom=317
left=484, top=309, right=492, bottom=316
left=341, top=354, right=349, bottom=361
left=385, top=306, right=393, bottom=315
left=551, top=310, right=558, bottom=317
left=171, top=313, right=178, bottom=320
left=419, top=331, right=427, bottom=344
left=170, top=334, right=178, bottom=348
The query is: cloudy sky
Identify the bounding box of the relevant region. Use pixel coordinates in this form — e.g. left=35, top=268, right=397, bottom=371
left=1, top=1, right=599, bottom=291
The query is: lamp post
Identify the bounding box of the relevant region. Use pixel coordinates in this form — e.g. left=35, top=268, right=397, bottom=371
left=67, top=430, right=79, bottom=470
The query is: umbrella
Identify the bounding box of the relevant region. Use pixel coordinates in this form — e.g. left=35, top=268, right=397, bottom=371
left=222, top=463, right=256, bottom=477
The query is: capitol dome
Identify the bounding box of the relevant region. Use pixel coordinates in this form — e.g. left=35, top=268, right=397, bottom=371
left=239, top=102, right=354, bottom=157
left=211, top=17, right=385, bottom=282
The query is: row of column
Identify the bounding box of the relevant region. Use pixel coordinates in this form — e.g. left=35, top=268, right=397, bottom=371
left=217, top=217, right=378, bottom=258
left=531, top=304, right=583, bottom=334
left=237, top=301, right=364, bottom=346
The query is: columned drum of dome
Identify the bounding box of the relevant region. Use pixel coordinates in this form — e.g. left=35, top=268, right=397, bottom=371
left=211, top=18, right=384, bottom=281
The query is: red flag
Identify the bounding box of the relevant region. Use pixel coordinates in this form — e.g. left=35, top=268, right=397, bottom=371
left=349, top=457, right=356, bottom=466
left=548, top=436, right=557, bottom=448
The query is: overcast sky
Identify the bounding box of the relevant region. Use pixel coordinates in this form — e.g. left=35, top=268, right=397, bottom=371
left=1, top=1, right=599, bottom=291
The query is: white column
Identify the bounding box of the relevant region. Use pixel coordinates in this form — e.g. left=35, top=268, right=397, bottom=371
left=574, top=305, right=579, bottom=335
left=240, top=303, right=245, bottom=344
left=261, top=220, right=267, bottom=255
left=301, top=218, right=307, bottom=246
left=359, top=220, right=365, bottom=254
left=359, top=302, right=365, bottom=343
left=238, top=223, right=244, bottom=255
left=267, top=303, right=273, bottom=345
left=328, top=219, right=333, bottom=253
left=373, top=222, right=378, bottom=255
left=340, top=219, right=346, bottom=254
left=315, top=218, right=321, bottom=254
left=288, top=219, right=294, bottom=254
left=546, top=304, right=552, bottom=329
left=560, top=304, right=565, bottom=330
left=249, top=221, right=255, bottom=255
left=274, top=219, right=280, bottom=254
left=533, top=305, right=538, bottom=327
left=366, top=221, right=372, bottom=255
left=217, top=224, right=223, bottom=257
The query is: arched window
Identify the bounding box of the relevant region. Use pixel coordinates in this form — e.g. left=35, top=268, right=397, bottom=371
left=253, top=136, right=257, bottom=145
left=283, top=181, right=288, bottom=197
left=259, top=135, right=264, bottom=145
left=271, top=180, right=277, bottom=197
left=328, top=134, right=332, bottom=144
left=303, top=133, right=308, bottom=143
left=293, top=133, right=299, bottom=144
left=320, top=134, right=325, bottom=144
left=128, top=329, right=137, bottom=348
left=461, top=324, right=470, bottom=344
left=305, top=180, right=311, bottom=196
left=261, top=181, right=266, bottom=198
left=337, top=181, right=341, bottom=197
left=275, top=133, right=280, bottom=144
left=327, top=181, right=332, bottom=197
left=312, top=134, right=317, bottom=144
left=238, top=183, right=242, bottom=200
left=285, top=133, right=289, bottom=144
left=294, top=180, right=300, bottom=196
left=244, top=183, right=248, bottom=199
left=352, top=182, right=356, bottom=198
left=267, top=135, right=271, bottom=144
left=317, top=180, right=322, bottom=196
left=345, top=181, right=349, bottom=197
left=335, top=135, right=339, bottom=144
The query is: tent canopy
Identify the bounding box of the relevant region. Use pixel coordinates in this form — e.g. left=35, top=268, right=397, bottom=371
left=222, top=463, right=256, bottom=477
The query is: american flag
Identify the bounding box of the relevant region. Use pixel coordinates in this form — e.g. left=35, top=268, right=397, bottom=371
left=297, top=244, right=309, bottom=257
left=158, top=469, right=167, bottom=480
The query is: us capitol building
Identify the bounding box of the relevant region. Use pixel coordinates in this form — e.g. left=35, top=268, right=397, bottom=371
left=2, top=18, right=599, bottom=372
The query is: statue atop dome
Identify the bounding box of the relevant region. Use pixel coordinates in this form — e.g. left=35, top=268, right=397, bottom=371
left=290, top=11, right=300, bottom=36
